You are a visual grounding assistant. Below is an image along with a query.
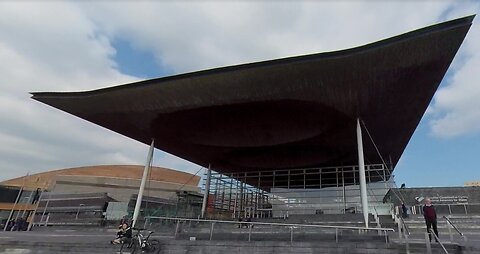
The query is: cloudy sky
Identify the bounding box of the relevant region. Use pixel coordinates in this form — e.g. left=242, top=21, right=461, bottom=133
left=0, top=1, right=479, bottom=187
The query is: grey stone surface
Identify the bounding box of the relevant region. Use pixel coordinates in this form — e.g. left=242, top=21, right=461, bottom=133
left=1, top=227, right=478, bottom=254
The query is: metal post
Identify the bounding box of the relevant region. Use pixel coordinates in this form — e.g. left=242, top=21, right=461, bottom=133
left=228, top=176, right=233, bottom=213
left=40, top=199, right=49, bottom=226
left=221, top=175, right=226, bottom=212
left=233, top=179, right=238, bottom=219
left=405, top=233, right=410, bottom=254
left=143, top=217, right=149, bottom=229
left=174, top=220, right=180, bottom=238
left=342, top=169, right=346, bottom=214
left=356, top=118, right=369, bottom=228
left=448, top=222, right=453, bottom=242
left=21, top=190, right=35, bottom=218
left=75, top=204, right=84, bottom=220
left=290, top=227, right=294, bottom=242
left=239, top=180, right=245, bottom=217
left=248, top=224, right=252, bottom=242
left=209, top=222, right=215, bottom=240
left=397, top=218, right=402, bottom=239
left=27, top=184, right=49, bottom=231
left=383, top=165, right=387, bottom=189
left=335, top=228, right=339, bottom=243
left=14, top=197, right=28, bottom=221
left=132, top=139, right=155, bottom=228
left=27, top=192, right=42, bottom=231
left=425, top=232, right=432, bottom=254
left=201, top=164, right=212, bottom=219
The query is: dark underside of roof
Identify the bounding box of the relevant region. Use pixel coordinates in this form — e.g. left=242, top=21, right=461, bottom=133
left=31, top=16, right=474, bottom=188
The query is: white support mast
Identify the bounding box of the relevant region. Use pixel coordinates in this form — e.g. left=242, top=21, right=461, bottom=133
left=356, top=118, right=369, bottom=228
left=3, top=173, right=28, bottom=231
left=132, top=139, right=155, bottom=228
left=201, top=164, right=212, bottom=219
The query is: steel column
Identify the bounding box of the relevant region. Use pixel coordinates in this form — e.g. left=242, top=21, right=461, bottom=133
left=356, top=118, right=369, bottom=228
left=201, top=164, right=212, bottom=218
left=3, top=173, right=27, bottom=231
left=132, top=139, right=155, bottom=227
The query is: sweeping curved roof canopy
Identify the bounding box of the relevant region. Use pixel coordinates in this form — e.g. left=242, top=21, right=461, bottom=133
left=32, top=15, right=474, bottom=178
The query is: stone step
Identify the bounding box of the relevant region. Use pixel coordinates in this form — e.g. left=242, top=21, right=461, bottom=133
left=0, top=238, right=475, bottom=254
left=176, top=230, right=388, bottom=242
left=0, top=241, right=120, bottom=254
left=404, top=221, right=480, bottom=226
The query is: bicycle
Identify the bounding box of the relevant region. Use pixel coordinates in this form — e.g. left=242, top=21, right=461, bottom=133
left=120, top=228, right=160, bottom=254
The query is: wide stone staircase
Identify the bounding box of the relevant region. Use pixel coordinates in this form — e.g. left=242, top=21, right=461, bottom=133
left=401, top=214, right=480, bottom=240
left=149, top=213, right=380, bottom=241
left=145, top=213, right=471, bottom=253
left=2, top=213, right=480, bottom=253
left=397, top=213, right=480, bottom=253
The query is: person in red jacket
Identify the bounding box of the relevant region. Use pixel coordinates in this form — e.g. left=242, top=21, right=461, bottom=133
left=423, top=198, right=439, bottom=242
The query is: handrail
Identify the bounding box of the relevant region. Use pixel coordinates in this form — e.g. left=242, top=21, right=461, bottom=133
left=430, top=229, right=449, bottom=254
left=398, top=215, right=411, bottom=254
left=443, top=216, right=463, bottom=236
left=146, top=216, right=395, bottom=232
left=410, top=203, right=480, bottom=215
left=398, top=216, right=410, bottom=236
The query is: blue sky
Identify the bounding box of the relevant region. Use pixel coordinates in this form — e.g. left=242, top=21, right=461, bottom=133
left=395, top=111, right=480, bottom=187
left=0, top=2, right=479, bottom=187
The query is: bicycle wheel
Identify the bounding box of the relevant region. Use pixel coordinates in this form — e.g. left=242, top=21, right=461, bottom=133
left=119, top=242, right=127, bottom=254
left=129, top=240, right=140, bottom=254
left=119, top=239, right=132, bottom=253
left=148, top=239, right=160, bottom=254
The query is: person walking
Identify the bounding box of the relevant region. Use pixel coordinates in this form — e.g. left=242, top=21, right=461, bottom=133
left=401, top=203, right=409, bottom=218
left=423, top=198, right=439, bottom=242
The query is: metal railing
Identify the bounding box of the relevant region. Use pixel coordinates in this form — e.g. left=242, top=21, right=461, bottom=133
left=410, top=203, right=480, bottom=215
left=398, top=215, right=411, bottom=254
left=145, top=216, right=394, bottom=243
left=398, top=216, right=410, bottom=236
left=426, top=229, right=449, bottom=254
left=443, top=216, right=467, bottom=242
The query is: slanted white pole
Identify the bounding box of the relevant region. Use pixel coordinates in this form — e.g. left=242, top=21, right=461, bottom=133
left=4, top=173, right=28, bottom=231
left=132, top=139, right=155, bottom=228
left=27, top=190, right=43, bottom=231
left=201, top=164, right=212, bottom=219
left=22, top=189, right=35, bottom=218
left=356, top=118, right=369, bottom=228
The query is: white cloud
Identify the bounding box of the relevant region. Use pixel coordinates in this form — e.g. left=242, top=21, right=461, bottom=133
left=80, top=1, right=457, bottom=73
left=429, top=2, right=480, bottom=138
left=0, top=2, right=195, bottom=181
left=0, top=1, right=478, bottom=182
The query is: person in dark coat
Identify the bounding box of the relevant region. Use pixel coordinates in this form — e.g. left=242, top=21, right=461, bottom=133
left=111, top=222, right=132, bottom=244
left=423, top=198, right=439, bottom=242
left=401, top=203, right=409, bottom=218
left=6, top=220, right=14, bottom=231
